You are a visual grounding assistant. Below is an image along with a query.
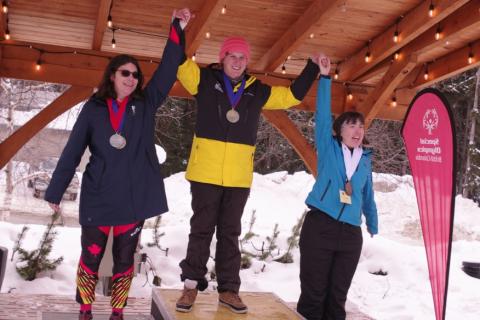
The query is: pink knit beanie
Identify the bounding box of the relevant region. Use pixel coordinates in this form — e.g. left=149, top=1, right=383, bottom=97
left=218, top=36, right=251, bottom=62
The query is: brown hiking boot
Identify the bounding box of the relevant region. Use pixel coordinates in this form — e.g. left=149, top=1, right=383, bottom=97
left=78, top=311, right=93, bottom=320
left=176, top=287, right=198, bottom=312
left=219, top=291, right=248, bottom=314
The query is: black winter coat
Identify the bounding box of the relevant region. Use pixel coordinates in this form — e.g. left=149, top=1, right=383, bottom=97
left=45, top=26, right=184, bottom=226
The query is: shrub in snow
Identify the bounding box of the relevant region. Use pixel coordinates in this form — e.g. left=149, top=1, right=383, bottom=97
left=14, top=212, right=63, bottom=281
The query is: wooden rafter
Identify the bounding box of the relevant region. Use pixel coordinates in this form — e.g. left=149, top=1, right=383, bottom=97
left=411, top=39, right=480, bottom=90
left=338, top=0, right=469, bottom=82
left=253, top=0, right=341, bottom=72
left=262, top=110, right=317, bottom=176
left=359, top=54, right=418, bottom=127
left=185, top=0, right=223, bottom=57
left=92, top=0, right=113, bottom=50
left=0, top=86, right=93, bottom=169
left=0, top=10, right=6, bottom=40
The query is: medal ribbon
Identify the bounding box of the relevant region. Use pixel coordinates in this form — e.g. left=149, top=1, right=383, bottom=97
left=107, top=97, right=129, bottom=133
left=223, top=72, right=246, bottom=110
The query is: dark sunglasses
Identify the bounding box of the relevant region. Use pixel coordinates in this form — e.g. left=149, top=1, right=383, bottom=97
left=118, top=69, right=140, bottom=79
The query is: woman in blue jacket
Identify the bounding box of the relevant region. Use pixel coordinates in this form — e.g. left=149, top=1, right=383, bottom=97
left=44, top=9, right=191, bottom=320
left=297, top=54, right=378, bottom=320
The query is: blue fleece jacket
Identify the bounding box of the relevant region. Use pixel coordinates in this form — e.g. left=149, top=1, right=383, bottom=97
left=305, top=76, right=378, bottom=234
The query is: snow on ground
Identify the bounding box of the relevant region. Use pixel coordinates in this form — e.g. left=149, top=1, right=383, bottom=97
left=1, top=169, right=480, bottom=320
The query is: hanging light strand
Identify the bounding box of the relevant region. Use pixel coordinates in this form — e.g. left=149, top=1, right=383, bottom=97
left=111, top=29, right=116, bottom=48
left=4, top=16, right=10, bottom=40
left=468, top=43, right=474, bottom=65
left=364, top=41, right=372, bottom=63
left=428, top=1, right=435, bottom=18
left=2, top=1, right=8, bottom=14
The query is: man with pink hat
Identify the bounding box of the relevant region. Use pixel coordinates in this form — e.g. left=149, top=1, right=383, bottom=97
left=175, top=35, right=321, bottom=314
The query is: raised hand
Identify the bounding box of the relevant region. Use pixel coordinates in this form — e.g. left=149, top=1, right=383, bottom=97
left=173, top=8, right=193, bottom=29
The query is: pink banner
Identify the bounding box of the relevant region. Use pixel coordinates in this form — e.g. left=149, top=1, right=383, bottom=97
left=401, top=89, right=456, bottom=320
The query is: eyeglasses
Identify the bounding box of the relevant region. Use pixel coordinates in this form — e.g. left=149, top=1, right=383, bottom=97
left=117, top=69, right=140, bottom=79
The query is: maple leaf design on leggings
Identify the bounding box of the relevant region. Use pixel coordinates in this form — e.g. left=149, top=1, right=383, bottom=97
left=87, top=243, right=102, bottom=257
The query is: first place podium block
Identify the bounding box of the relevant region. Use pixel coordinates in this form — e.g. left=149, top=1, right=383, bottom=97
left=151, top=288, right=304, bottom=320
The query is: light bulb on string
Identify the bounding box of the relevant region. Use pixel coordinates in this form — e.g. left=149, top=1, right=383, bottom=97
left=221, top=5, right=226, bottom=14
left=393, top=30, right=399, bottom=43
left=192, top=53, right=196, bottom=61
left=35, top=59, right=42, bottom=71
left=428, top=1, right=435, bottom=18
left=391, top=96, right=397, bottom=107
left=435, top=26, right=441, bottom=40
left=205, top=31, right=211, bottom=39
left=394, top=51, right=400, bottom=61
left=107, top=15, right=113, bottom=28
left=2, top=1, right=7, bottom=14
left=364, top=41, right=372, bottom=63
left=424, top=64, right=429, bottom=81
left=111, top=29, right=116, bottom=49
left=5, top=27, right=10, bottom=40
left=281, top=64, right=286, bottom=75
left=468, top=44, right=474, bottom=65
left=334, top=67, right=339, bottom=80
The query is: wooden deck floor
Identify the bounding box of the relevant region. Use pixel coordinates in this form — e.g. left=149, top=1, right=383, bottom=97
left=0, top=292, right=374, bottom=320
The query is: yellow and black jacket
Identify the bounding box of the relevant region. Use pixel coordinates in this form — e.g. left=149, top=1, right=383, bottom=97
left=177, top=59, right=319, bottom=188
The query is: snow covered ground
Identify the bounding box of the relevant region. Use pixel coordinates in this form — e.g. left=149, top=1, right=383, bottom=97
left=1, top=169, right=480, bottom=320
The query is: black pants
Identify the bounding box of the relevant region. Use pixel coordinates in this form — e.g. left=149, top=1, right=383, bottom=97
left=180, top=181, right=250, bottom=293
left=297, top=209, right=363, bottom=320
left=76, top=221, right=144, bottom=308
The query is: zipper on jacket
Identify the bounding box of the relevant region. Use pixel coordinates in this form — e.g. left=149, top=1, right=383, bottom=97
left=337, top=203, right=346, bottom=221
left=320, top=180, right=331, bottom=201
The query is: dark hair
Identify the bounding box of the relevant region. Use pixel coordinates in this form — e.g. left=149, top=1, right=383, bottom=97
left=95, top=54, right=144, bottom=100
left=333, top=111, right=365, bottom=140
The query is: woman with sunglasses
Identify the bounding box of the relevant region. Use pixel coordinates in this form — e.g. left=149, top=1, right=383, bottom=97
left=44, top=9, right=191, bottom=320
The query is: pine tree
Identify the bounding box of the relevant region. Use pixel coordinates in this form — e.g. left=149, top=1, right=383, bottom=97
left=146, top=215, right=169, bottom=256
left=275, top=210, right=307, bottom=263
left=15, top=212, right=64, bottom=281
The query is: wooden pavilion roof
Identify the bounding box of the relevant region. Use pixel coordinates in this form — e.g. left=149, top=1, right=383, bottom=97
left=1, top=0, right=479, bottom=173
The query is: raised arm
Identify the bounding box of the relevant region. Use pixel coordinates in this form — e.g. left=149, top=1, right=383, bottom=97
left=144, top=8, right=192, bottom=111
left=314, top=54, right=333, bottom=158
left=263, top=58, right=319, bottom=110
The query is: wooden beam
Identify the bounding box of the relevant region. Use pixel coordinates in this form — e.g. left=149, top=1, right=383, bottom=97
left=0, top=86, right=93, bottom=169
left=185, top=0, right=223, bottom=57
left=411, top=39, right=480, bottom=90
left=0, top=9, right=6, bottom=40
left=92, top=0, right=113, bottom=50
left=338, top=0, right=469, bottom=82
left=359, top=55, right=418, bottom=127
left=262, top=110, right=317, bottom=176
left=254, top=0, right=340, bottom=72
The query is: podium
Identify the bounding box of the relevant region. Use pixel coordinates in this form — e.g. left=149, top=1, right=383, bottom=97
left=151, top=289, right=304, bottom=320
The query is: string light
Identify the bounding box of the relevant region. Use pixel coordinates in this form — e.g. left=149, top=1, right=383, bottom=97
left=4, top=17, right=9, bottom=40
left=424, top=63, right=429, bottom=80
left=394, top=50, right=400, bottom=61
left=107, top=15, right=113, bottom=28
left=334, top=67, right=339, bottom=80
left=205, top=31, right=210, bottom=39
left=393, top=21, right=399, bottom=43
left=468, top=44, right=474, bottom=64
left=428, top=1, right=435, bottom=18
left=35, top=59, right=42, bottom=71
left=111, top=29, right=116, bottom=48
left=435, top=25, right=441, bottom=41
left=347, top=86, right=353, bottom=101
left=309, top=33, right=314, bottom=39
left=2, top=1, right=7, bottom=14
left=281, top=64, right=286, bottom=74
left=391, top=95, right=397, bottom=107
left=221, top=4, right=226, bottom=14
left=364, top=41, right=372, bottom=63
left=192, top=52, right=196, bottom=61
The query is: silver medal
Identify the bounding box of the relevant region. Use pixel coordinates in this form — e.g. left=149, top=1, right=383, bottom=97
left=226, top=109, right=240, bottom=123
left=109, top=133, right=126, bottom=149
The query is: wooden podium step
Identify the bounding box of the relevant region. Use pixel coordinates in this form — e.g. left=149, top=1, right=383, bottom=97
left=150, top=289, right=304, bottom=320
left=42, top=312, right=152, bottom=319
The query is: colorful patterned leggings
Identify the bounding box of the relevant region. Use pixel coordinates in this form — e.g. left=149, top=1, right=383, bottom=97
left=76, top=221, right=144, bottom=308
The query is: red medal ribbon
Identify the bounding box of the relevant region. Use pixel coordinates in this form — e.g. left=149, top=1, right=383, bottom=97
left=106, top=97, right=129, bottom=132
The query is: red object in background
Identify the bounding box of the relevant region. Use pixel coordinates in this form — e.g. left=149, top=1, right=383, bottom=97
left=401, top=88, right=456, bottom=320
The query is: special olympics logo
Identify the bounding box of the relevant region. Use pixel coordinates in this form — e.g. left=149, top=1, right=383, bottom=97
left=423, top=108, right=439, bottom=135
